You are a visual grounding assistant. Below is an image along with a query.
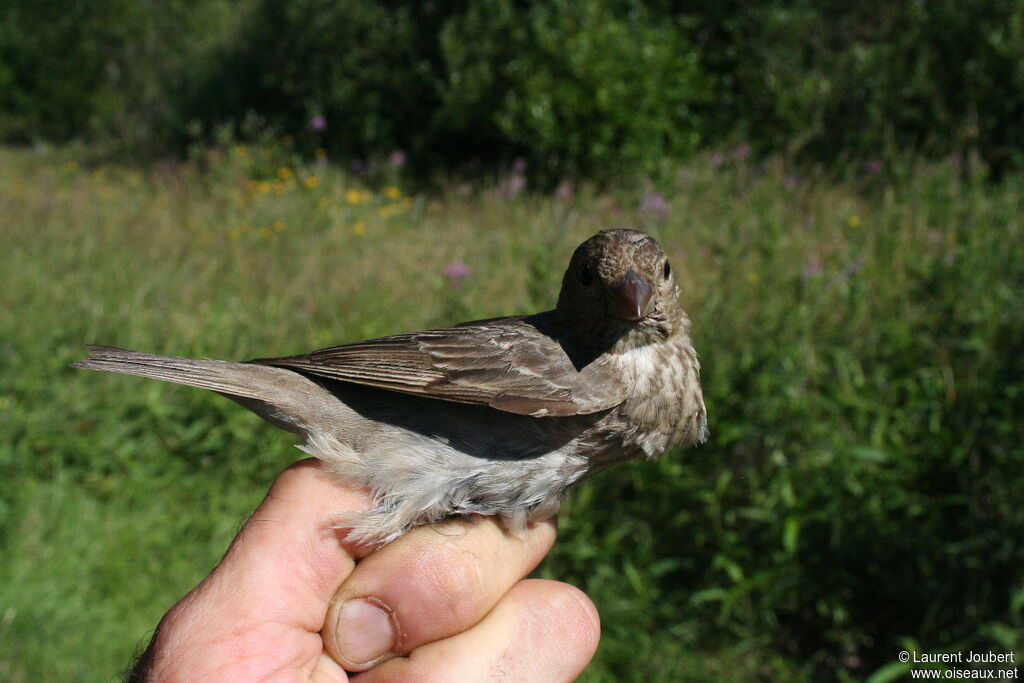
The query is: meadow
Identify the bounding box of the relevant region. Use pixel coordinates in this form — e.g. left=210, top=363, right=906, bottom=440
left=1, top=144, right=1022, bottom=681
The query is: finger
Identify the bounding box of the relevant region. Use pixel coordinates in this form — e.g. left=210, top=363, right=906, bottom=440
left=146, top=460, right=374, bottom=679
left=323, top=515, right=557, bottom=670
left=310, top=653, right=349, bottom=683
left=181, top=459, right=374, bottom=631
left=353, top=579, right=600, bottom=683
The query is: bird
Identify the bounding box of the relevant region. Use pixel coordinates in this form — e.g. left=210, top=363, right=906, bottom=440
left=73, top=229, right=707, bottom=544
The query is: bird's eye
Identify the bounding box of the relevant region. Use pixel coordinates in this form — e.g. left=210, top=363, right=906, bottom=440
left=580, top=264, right=594, bottom=286
left=663, top=261, right=672, bottom=279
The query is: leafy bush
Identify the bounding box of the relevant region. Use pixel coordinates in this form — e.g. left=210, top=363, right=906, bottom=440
left=191, top=0, right=708, bottom=178
left=681, top=0, right=1024, bottom=170
left=4, top=0, right=1024, bottom=176
left=179, top=1, right=446, bottom=164
left=441, top=0, right=709, bottom=177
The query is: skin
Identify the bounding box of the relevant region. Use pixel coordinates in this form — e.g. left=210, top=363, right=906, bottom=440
left=128, top=459, right=601, bottom=682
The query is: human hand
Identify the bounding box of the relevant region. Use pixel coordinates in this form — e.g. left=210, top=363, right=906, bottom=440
left=128, top=459, right=600, bottom=681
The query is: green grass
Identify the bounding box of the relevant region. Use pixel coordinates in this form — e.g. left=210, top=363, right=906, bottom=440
left=1, top=146, right=1022, bottom=681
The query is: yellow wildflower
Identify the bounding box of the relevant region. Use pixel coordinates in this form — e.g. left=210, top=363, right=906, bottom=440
left=353, top=221, right=367, bottom=235
left=847, top=215, right=862, bottom=227
left=278, top=167, right=293, bottom=181
left=345, top=188, right=370, bottom=205
left=384, top=185, right=402, bottom=200
left=303, top=175, right=321, bottom=190
left=273, top=219, right=286, bottom=232
left=228, top=223, right=250, bottom=241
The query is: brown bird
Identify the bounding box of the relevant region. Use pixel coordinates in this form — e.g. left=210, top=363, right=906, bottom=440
left=73, top=229, right=707, bottom=544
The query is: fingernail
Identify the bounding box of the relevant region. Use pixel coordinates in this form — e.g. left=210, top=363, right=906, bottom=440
left=334, top=597, right=397, bottom=665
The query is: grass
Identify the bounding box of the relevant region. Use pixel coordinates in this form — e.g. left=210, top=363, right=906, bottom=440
left=1, top=145, right=1022, bottom=681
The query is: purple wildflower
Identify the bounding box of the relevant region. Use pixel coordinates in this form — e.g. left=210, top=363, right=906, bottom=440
left=443, top=260, right=471, bottom=288
left=554, top=180, right=575, bottom=201
left=732, top=143, right=752, bottom=162
left=512, top=157, right=527, bottom=174
left=865, top=158, right=884, bottom=174
left=706, top=150, right=726, bottom=169
left=785, top=175, right=800, bottom=190
left=501, top=173, right=526, bottom=200
left=389, top=150, right=407, bottom=167
left=640, top=192, right=670, bottom=222
left=309, top=114, right=327, bottom=132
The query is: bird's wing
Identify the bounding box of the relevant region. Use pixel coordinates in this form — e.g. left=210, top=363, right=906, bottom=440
left=248, top=315, right=626, bottom=417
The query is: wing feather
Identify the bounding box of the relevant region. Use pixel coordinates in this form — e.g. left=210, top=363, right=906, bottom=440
left=248, top=313, right=625, bottom=416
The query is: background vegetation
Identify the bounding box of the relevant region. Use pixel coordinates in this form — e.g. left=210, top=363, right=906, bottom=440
left=2, top=145, right=1022, bottom=680
left=1, top=1, right=1023, bottom=681
left=2, top=0, right=1024, bottom=177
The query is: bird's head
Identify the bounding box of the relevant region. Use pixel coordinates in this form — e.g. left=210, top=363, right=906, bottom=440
left=556, top=229, right=686, bottom=352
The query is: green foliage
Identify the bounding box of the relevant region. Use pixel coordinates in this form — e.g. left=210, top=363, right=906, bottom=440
left=1, top=147, right=1023, bottom=680
left=194, top=0, right=708, bottom=177
left=4, top=1, right=1024, bottom=176
left=179, top=0, right=445, bottom=162
left=442, top=0, right=708, bottom=177
left=681, top=0, right=1024, bottom=171
left=0, top=0, right=249, bottom=150
left=0, top=0, right=135, bottom=141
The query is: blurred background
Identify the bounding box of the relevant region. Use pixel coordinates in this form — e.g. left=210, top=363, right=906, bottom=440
left=1, top=1, right=1023, bottom=680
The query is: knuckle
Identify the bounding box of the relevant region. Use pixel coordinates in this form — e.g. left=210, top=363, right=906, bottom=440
left=274, top=458, right=318, bottom=487
left=416, top=547, right=487, bottom=625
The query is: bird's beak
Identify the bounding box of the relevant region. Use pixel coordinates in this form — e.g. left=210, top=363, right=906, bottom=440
left=609, top=269, right=654, bottom=321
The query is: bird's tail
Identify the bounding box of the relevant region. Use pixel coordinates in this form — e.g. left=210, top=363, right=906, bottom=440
left=72, top=345, right=346, bottom=436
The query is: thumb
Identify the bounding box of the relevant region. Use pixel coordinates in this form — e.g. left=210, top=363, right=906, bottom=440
left=184, top=459, right=375, bottom=632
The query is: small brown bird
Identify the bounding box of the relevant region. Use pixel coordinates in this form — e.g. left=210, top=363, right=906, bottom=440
left=74, top=229, right=707, bottom=543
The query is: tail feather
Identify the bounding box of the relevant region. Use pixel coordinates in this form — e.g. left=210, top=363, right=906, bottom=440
left=72, top=345, right=348, bottom=436
left=72, top=345, right=266, bottom=396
